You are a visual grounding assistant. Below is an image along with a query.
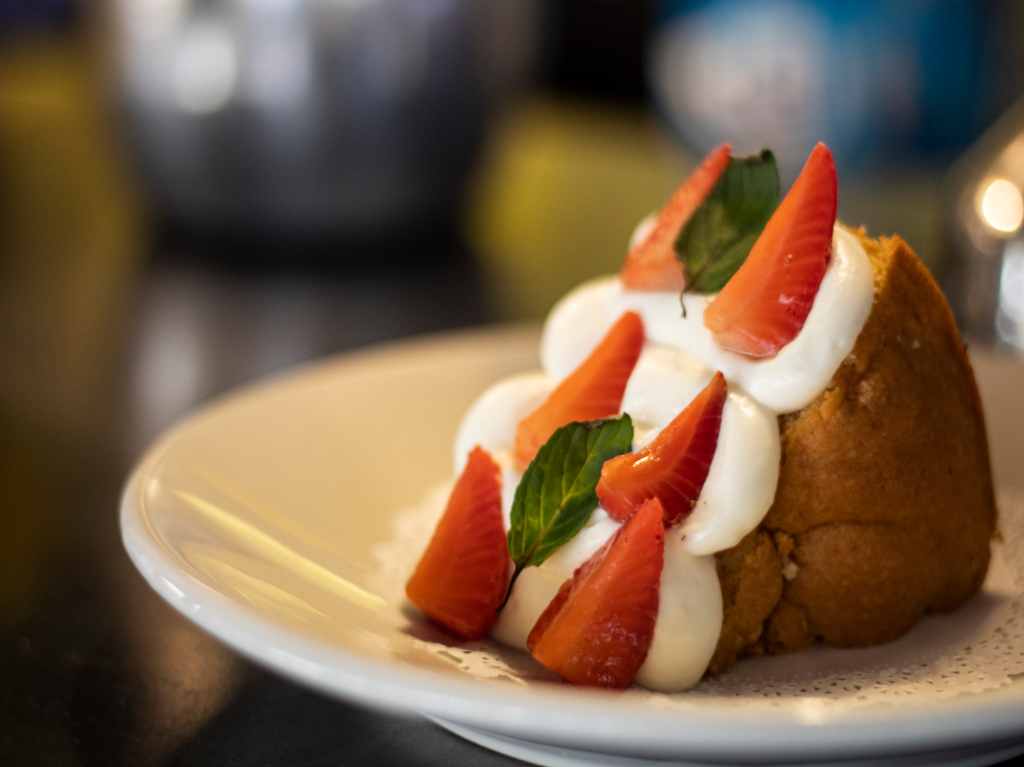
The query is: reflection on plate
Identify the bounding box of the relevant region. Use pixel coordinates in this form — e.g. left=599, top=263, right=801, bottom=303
left=122, top=326, right=1024, bottom=767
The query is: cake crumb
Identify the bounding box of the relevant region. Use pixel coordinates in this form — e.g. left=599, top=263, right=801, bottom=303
left=783, top=561, right=800, bottom=581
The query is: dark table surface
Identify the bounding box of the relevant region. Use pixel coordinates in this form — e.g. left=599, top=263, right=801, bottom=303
left=2, top=224, right=529, bottom=766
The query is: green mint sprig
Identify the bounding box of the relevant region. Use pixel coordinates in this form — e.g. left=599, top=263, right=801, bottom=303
left=502, top=415, right=634, bottom=607
left=676, top=149, right=780, bottom=294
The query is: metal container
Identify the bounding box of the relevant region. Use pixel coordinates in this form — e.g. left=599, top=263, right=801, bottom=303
left=109, top=0, right=535, bottom=237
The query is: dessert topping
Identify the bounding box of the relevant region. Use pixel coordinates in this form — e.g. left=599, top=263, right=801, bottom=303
left=597, top=372, right=727, bottom=526
left=704, top=143, right=838, bottom=358
left=527, top=496, right=665, bottom=688
left=676, top=150, right=780, bottom=293
left=506, top=415, right=634, bottom=603
left=514, top=310, right=644, bottom=470
left=405, top=446, right=509, bottom=639
left=620, top=144, right=731, bottom=292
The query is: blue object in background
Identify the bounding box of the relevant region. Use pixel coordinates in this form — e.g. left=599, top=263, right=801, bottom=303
left=0, top=0, right=76, bottom=35
left=651, top=0, right=1002, bottom=177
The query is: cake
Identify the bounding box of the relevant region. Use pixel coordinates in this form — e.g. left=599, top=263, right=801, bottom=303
left=405, top=142, right=997, bottom=690
left=711, top=230, right=995, bottom=672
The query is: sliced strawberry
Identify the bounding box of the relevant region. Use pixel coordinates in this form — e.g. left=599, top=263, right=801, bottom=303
left=406, top=446, right=509, bottom=639
left=597, top=372, right=726, bottom=527
left=704, top=142, right=837, bottom=358
left=527, top=497, right=665, bottom=688
left=619, top=144, right=732, bottom=291
left=514, top=311, right=644, bottom=470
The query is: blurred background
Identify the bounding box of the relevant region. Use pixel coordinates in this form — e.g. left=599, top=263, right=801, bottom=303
left=3, top=2, right=1024, bottom=765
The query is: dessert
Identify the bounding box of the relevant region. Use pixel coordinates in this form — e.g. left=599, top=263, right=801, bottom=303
left=406, top=141, right=996, bottom=691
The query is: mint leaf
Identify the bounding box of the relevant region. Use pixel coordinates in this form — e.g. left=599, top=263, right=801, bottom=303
left=676, top=150, right=780, bottom=293
left=506, top=416, right=633, bottom=590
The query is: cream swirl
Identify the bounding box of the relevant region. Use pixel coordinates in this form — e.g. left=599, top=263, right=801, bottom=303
left=542, top=225, right=874, bottom=414
left=451, top=223, right=873, bottom=690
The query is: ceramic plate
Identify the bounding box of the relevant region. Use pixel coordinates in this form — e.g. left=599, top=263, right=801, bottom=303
left=122, top=326, right=1024, bottom=767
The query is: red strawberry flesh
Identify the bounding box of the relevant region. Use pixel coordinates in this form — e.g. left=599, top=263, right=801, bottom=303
left=619, top=144, right=732, bottom=291
left=406, top=446, right=509, bottom=639
left=514, top=311, right=644, bottom=470
left=527, top=497, right=665, bottom=688
left=596, top=372, right=727, bottom=527
left=703, top=142, right=838, bottom=358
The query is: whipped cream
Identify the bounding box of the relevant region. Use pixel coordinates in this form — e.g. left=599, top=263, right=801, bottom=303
left=451, top=222, right=874, bottom=690
left=492, top=508, right=722, bottom=693
left=542, top=225, right=874, bottom=414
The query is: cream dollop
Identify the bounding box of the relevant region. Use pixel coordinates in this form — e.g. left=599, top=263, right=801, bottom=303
left=453, top=351, right=774, bottom=687
left=491, top=508, right=722, bottom=693
left=619, top=347, right=780, bottom=556
left=449, top=221, right=873, bottom=691
left=453, top=373, right=552, bottom=475
left=542, top=224, right=874, bottom=414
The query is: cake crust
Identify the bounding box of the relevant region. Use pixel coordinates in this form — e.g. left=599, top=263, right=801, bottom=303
left=709, top=230, right=996, bottom=673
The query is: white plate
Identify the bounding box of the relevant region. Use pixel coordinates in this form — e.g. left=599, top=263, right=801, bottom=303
left=121, top=326, right=1024, bottom=767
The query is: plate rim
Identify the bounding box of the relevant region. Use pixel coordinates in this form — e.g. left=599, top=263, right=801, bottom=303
left=120, top=328, right=1024, bottom=762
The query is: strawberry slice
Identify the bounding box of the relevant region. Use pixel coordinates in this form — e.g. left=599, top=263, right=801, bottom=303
left=514, top=311, right=644, bottom=470
left=619, top=144, right=732, bottom=291
left=597, top=372, right=726, bottom=527
left=527, top=497, right=665, bottom=688
left=703, top=142, right=837, bottom=358
left=406, top=446, right=509, bottom=639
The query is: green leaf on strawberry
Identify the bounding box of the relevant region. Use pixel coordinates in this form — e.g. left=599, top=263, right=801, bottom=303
left=675, top=149, right=780, bottom=293
left=503, top=415, right=634, bottom=604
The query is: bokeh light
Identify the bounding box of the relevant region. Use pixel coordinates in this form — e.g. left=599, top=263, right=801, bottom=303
left=977, top=177, right=1024, bottom=235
